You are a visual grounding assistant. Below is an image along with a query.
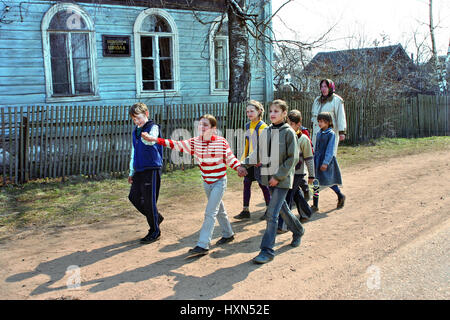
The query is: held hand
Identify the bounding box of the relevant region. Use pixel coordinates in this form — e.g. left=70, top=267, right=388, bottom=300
left=269, top=177, right=279, bottom=187
left=339, top=134, right=345, bottom=142
left=320, top=164, right=328, bottom=172
left=308, top=178, right=314, bottom=185
left=255, top=162, right=262, bottom=167
left=237, top=166, right=248, bottom=177
left=141, top=132, right=157, bottom=142
left=128, top=176, right=133, bottom=184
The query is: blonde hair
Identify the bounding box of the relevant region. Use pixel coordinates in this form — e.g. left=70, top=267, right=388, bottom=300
left=247, top=100, right=264, bottom=119
left=129, top=102, right=148, bottom=117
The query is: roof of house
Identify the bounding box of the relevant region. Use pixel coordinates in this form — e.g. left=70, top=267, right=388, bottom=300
left=303, top=44, right=414, bottom=75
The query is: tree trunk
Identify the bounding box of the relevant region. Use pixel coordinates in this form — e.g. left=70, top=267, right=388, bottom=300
left=227, top=0, right=251, bottom=104
left=429, top=0, right=444, bottom=93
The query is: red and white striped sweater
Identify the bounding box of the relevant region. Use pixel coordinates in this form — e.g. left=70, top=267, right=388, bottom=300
left=157, top=135, right=241, bottom=184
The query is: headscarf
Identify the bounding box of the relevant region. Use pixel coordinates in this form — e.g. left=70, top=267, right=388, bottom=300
left=319, top=79, right=335, bottom=103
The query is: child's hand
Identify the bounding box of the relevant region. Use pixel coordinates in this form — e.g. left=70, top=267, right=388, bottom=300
left=237, top=166, right=248, bottom=177
left=141, top=132, right=156, bottom=142
left=320, top=164, right=328, bottom=171
left=128, top=176, right=133, bottom=184
left=308, top=178, right=314, bottom=184
left=269, top=177, right=279, bottom=187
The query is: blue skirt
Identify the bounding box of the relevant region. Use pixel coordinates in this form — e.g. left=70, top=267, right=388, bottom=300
left=315, top=156, right=342, bottom=189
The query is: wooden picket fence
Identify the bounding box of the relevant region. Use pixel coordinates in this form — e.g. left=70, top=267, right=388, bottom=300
left=0, top=95, right=449, bottom=185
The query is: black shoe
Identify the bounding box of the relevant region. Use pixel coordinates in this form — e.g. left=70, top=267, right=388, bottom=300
left=158, top=214, right=164, bottom=224
left=140, top=232, right=160, bottom=244
left=188, top=246, right=209, bottom=256
left=337, top=195, right=346, bottom=209
left=300, top=217, right=309, bottom=223
left=259, top=210, right=268, bottom=220
left=310, top=205, right=319, bottom=213
left=234, top=210, right=250, bottom=220
left=216, top=235, right=235, bottom=245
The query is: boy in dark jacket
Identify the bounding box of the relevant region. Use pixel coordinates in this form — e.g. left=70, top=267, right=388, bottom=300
left=128, top=103, right=164, bottom=244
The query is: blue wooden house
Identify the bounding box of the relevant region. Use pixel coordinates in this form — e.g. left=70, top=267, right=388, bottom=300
left=0, top=0, right=274, bottom=107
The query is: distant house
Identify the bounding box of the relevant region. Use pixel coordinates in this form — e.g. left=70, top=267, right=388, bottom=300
left=0, top=0, right=274, bottom=107
left=300, top=44, right=418, bottom=95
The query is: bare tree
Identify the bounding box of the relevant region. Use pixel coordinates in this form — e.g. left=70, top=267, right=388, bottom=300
left=428, top=0, right=447, bottom=93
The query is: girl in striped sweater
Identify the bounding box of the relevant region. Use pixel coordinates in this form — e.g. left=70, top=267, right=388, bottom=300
left=142, top=114, right=245, bottom=256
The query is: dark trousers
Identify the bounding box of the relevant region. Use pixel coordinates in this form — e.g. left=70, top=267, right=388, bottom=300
left=278, top=174, right=312, bottom=229
left=128, top=169, right=162, bottom=237
left=243, top=166, right=271, bottom=207
left=293, top=174, right=312, bottom=218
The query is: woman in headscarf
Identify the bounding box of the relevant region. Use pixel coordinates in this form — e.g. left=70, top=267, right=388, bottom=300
left=310, top=79, right=347, bottom=156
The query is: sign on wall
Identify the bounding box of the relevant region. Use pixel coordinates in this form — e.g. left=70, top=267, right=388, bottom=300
left=102, top=35, right=131, bottom=57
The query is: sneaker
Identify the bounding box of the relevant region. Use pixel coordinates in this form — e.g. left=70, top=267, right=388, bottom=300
left=187, top=246, right=209, bottom=256
left=252, top=253, right=274, bottom=264
left=234, top=210, right=250, bottom=220
left=310, top=205, right=319, bottom=213
left=337, top=195, right=346, bottom=209
left=216, top=235, right=235, bottom=245
left=140, top=232, right=160, bottom=244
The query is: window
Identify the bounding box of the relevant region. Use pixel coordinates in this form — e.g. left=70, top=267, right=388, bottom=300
left=210, top=18, right=229, bottom=95
left=134, top=9, right=179, bottom=97
left=42, top=3, right=99, bottom=102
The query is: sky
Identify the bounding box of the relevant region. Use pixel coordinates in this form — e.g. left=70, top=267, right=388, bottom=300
left=271, top=0, right=450, bottom=61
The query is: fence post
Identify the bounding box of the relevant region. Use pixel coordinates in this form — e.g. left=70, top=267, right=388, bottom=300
left=18, top=115, right=29, bottom=184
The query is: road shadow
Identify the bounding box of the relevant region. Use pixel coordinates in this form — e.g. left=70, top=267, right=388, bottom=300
left=159, top=209, right=267, bottom=253
left=5, top=240, right=141, bottom=296
left=6, top=209, right=302, bottom=298
left=165, top=243, right=296, bottom=299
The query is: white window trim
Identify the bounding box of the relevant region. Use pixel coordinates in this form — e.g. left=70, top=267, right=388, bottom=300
left=41, top=3, right=99, bottom=103
left=134, top=8, right=180, bottom=98
left=209, top=16, right=229, bottom=96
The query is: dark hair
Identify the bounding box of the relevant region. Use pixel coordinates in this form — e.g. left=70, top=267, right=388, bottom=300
left=317, top=112, right=333, bottom=128
left=320, top=79, right=335, bottom=94
left=129, top=102, right=148, bottom=117
left=199, top=114, right=217, bottom=128
left=288, top=110, right=302, bottom=124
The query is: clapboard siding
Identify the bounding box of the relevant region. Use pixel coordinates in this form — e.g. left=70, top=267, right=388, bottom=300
left=0, top=0, right=273, bottom=107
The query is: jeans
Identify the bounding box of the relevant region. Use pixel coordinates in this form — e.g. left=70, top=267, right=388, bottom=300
left=197, top=177, right=234, bottom=249
left=260, top=187, right=304, bottom=257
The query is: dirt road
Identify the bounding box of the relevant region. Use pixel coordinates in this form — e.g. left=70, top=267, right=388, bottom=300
left=1, top=150, right=449, bottom=300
